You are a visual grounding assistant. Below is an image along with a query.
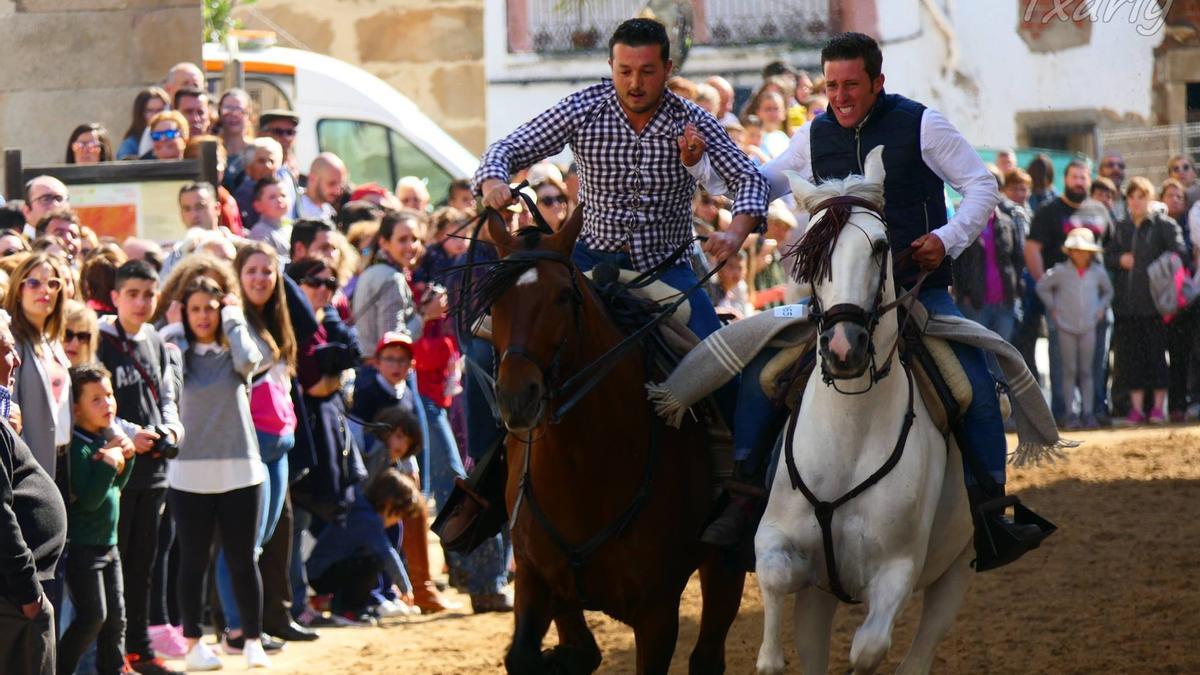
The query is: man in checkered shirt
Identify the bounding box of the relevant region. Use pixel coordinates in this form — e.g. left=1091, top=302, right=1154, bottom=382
left=475, top=17, right=769, bottom=341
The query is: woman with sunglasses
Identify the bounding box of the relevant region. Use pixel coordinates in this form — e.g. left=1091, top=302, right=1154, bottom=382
left=1167, top=154, right=1199, bottom=212
left=65, top=123, right=114, bottom=164
left=143, top=110, right=189, bottom=161
left=3, top=253, right=72, bottom=480
left=285, top=258, right=368, bottom=621
left=63, top=299, right=99, bottom=367
left=118, top=86, right=170, bottom=160
left=532, top=176, right=570, bottom=231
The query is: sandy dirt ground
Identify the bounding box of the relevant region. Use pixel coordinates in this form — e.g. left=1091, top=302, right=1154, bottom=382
left=180, top=425, right=1200, bottom=674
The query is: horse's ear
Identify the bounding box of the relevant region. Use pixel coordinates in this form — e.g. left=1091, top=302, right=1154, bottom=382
left=863, top=145, right=886, bottom=185
left=549, top=204, right=584, bottom=254
left=485, top=208, right=515, bottom=256
left=785, top=170, right=816, bottom=208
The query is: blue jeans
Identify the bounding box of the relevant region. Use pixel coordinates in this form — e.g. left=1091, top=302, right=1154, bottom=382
left=1047, top=322, right=1065, bottom=419
left=424, top=396, right=508, bottom=596
left=958, top=301, right=1017, bottom=344
left=463, top=336, right=503, bottom=463
left=571, top=243, right=737, bottom=427
left=216, top=431, right=293, bottom=632
left=1094, top=311, right=1112, bottom=415
left=920, top=288, right=1008, bottom=485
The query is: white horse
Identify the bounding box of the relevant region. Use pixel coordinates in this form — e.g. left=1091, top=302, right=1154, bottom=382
left=755, top=146, right=975, bottom=674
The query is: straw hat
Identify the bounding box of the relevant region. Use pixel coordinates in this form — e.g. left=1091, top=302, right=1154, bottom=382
left=1062, top=227, right=1101, bottom=253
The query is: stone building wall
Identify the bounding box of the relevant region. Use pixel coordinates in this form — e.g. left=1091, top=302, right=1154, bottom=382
left=235, top=0, right=486, bottom=155
left=0, top=0, right=202, bottom=192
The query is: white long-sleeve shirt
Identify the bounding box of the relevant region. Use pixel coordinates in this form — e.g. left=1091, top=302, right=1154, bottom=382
left=690, top=108, right=999, bottom=259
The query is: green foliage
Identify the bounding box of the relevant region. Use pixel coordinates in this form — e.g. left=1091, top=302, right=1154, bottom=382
left=204, top=0, right=257, bottom=44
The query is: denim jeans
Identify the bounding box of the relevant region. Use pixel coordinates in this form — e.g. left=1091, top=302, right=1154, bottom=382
left=60, top=545, right=124, bottom=675
left=957, top=301, right=1017, bottom=344
left=216, top=432, right=293, bottom=632
left=463, top=336, right=503, bottom=464
left=423, top=396, right=508, bottom=596
left=1093, top=311, right=1112, bottom=415
left=1046, top=321, right=1065, bottom=419
left=919, top=288, right=1008, bottom=485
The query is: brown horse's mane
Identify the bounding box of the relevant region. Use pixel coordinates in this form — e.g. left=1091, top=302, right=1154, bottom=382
left=782, top=176, right=885, bottom=284
left=454, top=227, right=554, bottom=332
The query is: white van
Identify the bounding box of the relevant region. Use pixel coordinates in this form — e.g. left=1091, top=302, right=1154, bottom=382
left=203, top=37, right=478, bottom=203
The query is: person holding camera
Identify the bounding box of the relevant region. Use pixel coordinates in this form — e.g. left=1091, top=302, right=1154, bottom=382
left=160, top=277, right=268, bottom=670
left=97, top=260, right=185, bottom=675
left=351, top=209, right=446, bottom=353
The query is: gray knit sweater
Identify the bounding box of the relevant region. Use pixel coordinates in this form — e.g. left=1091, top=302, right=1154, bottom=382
left=162, top=307, right=263, bottom=463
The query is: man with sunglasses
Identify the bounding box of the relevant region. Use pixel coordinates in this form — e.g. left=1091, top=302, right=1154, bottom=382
left=21, top=177, right=69, bottom=241
left=259, top=110, right=302, bottom=215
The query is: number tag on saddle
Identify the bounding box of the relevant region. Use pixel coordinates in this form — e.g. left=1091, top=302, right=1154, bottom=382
left=773, top=304, right=808, bottom=319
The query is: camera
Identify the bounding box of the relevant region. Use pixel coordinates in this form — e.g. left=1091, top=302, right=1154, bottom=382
left=150, top=425, right=180, bottom=459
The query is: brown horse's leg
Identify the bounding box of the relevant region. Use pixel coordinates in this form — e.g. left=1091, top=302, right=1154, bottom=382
left=632, top=596, right=682, bottom=675
left=545, top=607, right=601, bottom=673
left=506, top=564, right=556, bottom=674
left=688, top=551, right=747, bottom=675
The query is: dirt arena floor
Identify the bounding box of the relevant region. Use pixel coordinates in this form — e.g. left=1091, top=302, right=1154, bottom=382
left=183, top=425, right=1200, bottom=674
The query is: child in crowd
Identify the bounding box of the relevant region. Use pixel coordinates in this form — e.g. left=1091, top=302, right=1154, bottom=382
left=97, top=260, right=185, bottom=675
left=1037, top=228, right=1114, bottom=429
left=715, top=250, right=754, bottom=320
left=161, top=277, right=268, bottom=670
left=59, top=364, right=137, bottom=675
left=305, top=468, right=421, bottom=624
left=249, top=175, right=293, bottom=261
left=350, top=332, right=458, bottom=614
left=738, top=115, right=772, bottom=165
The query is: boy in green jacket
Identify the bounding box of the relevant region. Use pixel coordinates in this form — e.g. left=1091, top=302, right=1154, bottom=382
left=58, top=363, right=136, bottom=675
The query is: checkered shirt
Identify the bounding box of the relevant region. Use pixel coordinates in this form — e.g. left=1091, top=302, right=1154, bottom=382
left=475, top=81, right=769, bottom=271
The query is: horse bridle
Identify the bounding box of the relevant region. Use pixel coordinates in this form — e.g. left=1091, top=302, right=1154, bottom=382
left=806, top=195, right=926, bottom=394
left=496, top=248, right=585, bottom=424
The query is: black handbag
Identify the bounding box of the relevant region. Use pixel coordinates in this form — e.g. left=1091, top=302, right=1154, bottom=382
left=431, top=435, right=508, bottom=554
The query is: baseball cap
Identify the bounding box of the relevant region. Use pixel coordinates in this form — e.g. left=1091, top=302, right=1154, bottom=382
left=259, top=109, right=300, bottom=129
left=375, top=331, right=414, bottom=358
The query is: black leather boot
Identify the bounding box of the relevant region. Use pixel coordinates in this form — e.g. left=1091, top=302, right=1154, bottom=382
left=700, top=461, right=766, bottom=548
left=966, top=483, right=1056, bottom=572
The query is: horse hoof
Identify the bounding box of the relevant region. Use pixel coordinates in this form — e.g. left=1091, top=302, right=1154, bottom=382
left=541, top=645, right=601, bottom=674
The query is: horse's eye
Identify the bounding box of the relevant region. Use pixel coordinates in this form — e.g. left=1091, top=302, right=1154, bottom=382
left=873, top=240, right=890, bottom=256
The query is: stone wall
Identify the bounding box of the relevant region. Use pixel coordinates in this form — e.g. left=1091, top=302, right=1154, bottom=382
left=235, top=0, right=486, bottom=155
left=0, top=0, right=202, bottom=192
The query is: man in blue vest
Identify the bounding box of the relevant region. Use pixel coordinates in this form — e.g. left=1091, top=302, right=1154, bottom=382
left=689, top=32, right=1051, bottom=571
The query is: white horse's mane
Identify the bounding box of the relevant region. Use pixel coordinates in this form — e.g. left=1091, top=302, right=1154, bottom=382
left=799, top=175, right=884, bottom=214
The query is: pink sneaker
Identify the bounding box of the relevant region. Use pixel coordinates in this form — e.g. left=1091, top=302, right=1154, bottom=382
left=1123, top=409, right=1146, bottom=426
left=1149, top=407, right=1166, bottom=424
left=147, top=624, right=188, bottom=659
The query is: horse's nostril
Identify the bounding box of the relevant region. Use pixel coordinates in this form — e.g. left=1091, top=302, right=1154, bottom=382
left=855, top=332, right=868, bottom=347
left=820, top=335, right=830, bottom=347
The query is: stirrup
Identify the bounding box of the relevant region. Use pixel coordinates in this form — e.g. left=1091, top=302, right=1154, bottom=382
left=971, top=495, right=1057, bottom=572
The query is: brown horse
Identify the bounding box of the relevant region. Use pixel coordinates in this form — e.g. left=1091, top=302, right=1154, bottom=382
left=474, top=207, right=745, bottom=674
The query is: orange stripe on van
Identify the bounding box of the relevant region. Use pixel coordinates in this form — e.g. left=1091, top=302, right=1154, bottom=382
left=204, top=61, right=296, bottom=76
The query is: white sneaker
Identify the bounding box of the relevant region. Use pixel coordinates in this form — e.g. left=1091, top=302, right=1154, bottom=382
left=374, top=598, right=418, bottom=618
left=244, top=639, right=272, bottom=669
left=185, top=640, right=224, bottom=671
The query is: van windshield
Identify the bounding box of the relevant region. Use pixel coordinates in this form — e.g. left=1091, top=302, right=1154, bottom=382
left=317, top=119, right=453, bottom=203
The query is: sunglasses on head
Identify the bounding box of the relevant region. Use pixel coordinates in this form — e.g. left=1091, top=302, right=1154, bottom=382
left=301, top=276, right=338, bottom=291
left=150, top=128, right=181, bottom=142
left=22, top=277, right=62, bottom=292
left=65, top=329, right=92, bottom=343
